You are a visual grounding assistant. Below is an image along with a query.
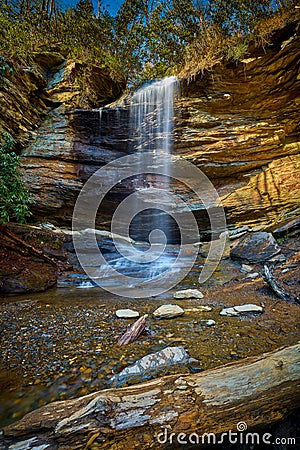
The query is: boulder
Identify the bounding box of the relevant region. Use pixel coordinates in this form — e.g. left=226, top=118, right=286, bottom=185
left=153, top=304, right=184, bottom=319
left=109, top=346, right=197, bottom=387
left=174, top=289, right=204, bottom=299
left=230, top=232, right=280, bottom=263
left=0, top=224, right=67, bottom=294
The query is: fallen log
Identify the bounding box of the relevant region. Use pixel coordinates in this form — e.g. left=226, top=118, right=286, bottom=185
left=1, top=344, right=300, bottom=449
left=118, top=314, right=148, bottom=345
left=263, top=264, right=299, bottom=304
left=0, top=224, right=59, bottom=268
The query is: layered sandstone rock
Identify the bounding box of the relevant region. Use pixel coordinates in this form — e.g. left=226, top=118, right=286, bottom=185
left=178, top=20, right=300, bottom=231
left=14, top=19, right=300, bottom=235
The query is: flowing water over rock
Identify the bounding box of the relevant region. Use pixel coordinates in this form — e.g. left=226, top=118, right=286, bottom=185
left=72, top=77, right=198, bottom=295
left=1, top=260, right=299, bottom=429
left=127, top=76, right=180, bottom=243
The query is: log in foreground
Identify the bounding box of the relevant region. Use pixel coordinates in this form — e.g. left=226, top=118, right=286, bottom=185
left=1, top=344, right=300, bottom=449
left=263, top=264, right=300, bottom=304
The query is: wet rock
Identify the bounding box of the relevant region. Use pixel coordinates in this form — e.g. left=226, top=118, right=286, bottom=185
left=174, top=289, right=204, bottom=299
left=230, top=232, right=280, bottom=263
left=200, top=319, right=216, bottom=327
left=109, top=346, right=197, bottom=387
left=240, top=264, right=253, bottom=273
left=220, top=304, right=263, bottom=317
left=20, top=106, right=129, bottom=225
left=115, top=309, right=139, bottom=319
left=246, top=272, right=259, bottom=279
left=153, top=304, right=184, bottom=319
left=273, top=217, right=300, bottom=237
left=185, top=306, right=212, bottom=313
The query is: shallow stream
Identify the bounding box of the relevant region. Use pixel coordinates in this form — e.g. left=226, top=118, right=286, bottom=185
left=1, top=254, right=299, bottom=428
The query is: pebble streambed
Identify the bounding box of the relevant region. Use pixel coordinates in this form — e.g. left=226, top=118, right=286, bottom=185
left=0, top=259, right=299, bottom=428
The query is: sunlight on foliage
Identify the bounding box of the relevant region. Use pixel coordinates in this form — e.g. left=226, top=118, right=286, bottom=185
left=0, top=1, right=298, bottom=85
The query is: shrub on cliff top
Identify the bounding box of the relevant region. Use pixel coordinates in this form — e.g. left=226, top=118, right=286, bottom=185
left=0, top=133, right=31, bottom=224
left=0, top=1, right=298, bottom=87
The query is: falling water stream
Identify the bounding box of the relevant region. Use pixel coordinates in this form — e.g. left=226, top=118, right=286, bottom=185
left=78, top=76, right=183, bottom=288
left=130, top=76, right=179, bottom=154
left=129, top=76, right=180, bottom=240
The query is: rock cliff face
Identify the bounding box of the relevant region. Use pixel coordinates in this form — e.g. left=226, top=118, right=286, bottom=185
left=178, top=20, right=300, bottom=231
left=0, top=63, right=48, bottom=147
left=3, top=21, right=299, bottom=235
left=0, top=52, right=125, bottom=147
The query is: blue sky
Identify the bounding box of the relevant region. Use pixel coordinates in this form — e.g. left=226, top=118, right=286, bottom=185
left=61, top=0, right=124, bottom=16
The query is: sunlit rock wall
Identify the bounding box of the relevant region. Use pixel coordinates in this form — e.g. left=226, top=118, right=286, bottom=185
left=18, top=21, right=300, bottom=234
left=178, top=21, right=300, bottom=231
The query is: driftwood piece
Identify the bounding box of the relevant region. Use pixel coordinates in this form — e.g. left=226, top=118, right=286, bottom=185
left=0, top=225, right=59, bottom=268
left=118, top=314, right=148, bottom=345
left=263, top=264, right=299, bottom=304
left=1, top=344, right=300, bottom=449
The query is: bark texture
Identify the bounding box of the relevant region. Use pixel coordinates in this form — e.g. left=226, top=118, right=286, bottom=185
left=1, top=344, right=300, bottom=449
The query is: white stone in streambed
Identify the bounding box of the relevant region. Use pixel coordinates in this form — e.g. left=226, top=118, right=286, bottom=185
left=185, top=306, right=212, bottom=313
left=153, top=304, right=184, bottom=319
left=220, top=304, right=263, bottom=317
left=115, top=309, right=139, bottom=319
left=174, top=289, right=204, bottom=299
left=235, top=304, right=263, bottom=313
left=201, top=319, right=216, bottom=326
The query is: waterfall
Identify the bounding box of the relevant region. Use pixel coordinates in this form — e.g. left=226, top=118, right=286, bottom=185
left=73, top=75, right=225, bottom=295
left=129, top=76, right=180, bottom=243
left=130, top=76, right=179, bottom=155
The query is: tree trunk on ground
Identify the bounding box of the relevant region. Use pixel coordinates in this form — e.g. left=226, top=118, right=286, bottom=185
left=1, top=344, right=300, bottom=449
left=263, top=264, right=299, bottom=304
left=0, top=225, right=59, bottom=268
